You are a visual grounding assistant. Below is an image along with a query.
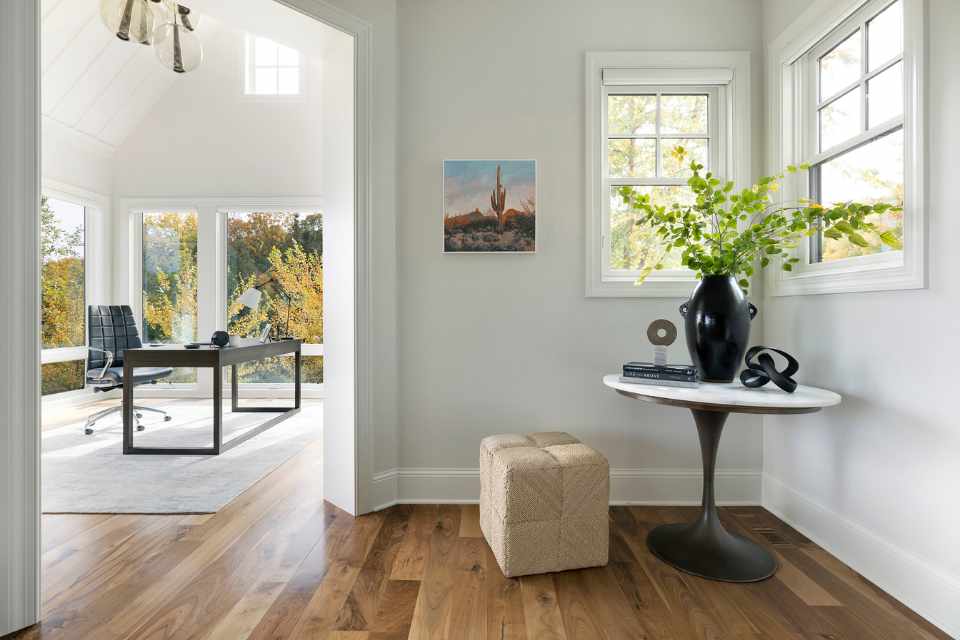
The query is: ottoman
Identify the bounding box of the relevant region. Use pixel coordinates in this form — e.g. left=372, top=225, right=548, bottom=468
left=479, top=432, right=609, bottom=577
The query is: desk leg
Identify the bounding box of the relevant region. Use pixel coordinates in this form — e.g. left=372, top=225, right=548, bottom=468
left=213, top=366, right=222, bottom=454
left=294, top=349, right=301, bottom=410
left=231, top=364, right=238, bottom=412
left=122, top=360, right=134, bottom=454
left=646, top=409, right=777, bottom=582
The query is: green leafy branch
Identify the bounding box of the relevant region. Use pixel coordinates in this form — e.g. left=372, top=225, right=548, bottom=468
left=617, top=147, right=902, bottom=294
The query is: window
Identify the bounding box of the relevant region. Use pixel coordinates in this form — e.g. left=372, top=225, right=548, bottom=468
left=809, top=0, right=904, bottom=263
left=769, top=0, right=924, bottom=295
left=40, top=195, right=86, bottom=395
left=244, top=35, right=301, bottom=96
left=141, top=211, right=199, bottom=383
left=128, top=199, right=326, bottom=399
left=226, top=210, right=324, bottom=385
left=586, top=51, right=751, bottom=297
left=606, top=90, right=716, bottom=274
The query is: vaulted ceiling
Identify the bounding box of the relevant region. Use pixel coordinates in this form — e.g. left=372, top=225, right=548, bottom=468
left=42, top=0, right=180, bottom=150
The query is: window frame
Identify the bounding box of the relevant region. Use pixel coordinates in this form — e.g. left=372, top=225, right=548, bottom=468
left=125, top=196, right=325, bottom=399
left=243, top=33, right=304, bottom=99
left=766, top=0, right=925, bottom=296
left=40, top=180, right=108, bottom=399
left=585, top=51, right=752, bottom=298
left=601, top=85, right=722, bottom=285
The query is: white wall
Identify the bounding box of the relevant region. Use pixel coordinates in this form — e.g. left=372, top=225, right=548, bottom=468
left=390, top=0, right=767, bottom=504
left=761, top=1, right=960, bottom=636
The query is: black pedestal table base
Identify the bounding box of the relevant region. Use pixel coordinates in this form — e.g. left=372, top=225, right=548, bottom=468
left=646, top=408, right=777, bottom=582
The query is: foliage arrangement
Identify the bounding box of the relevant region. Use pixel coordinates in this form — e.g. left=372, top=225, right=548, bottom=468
left=618, top=147, right=903, bottom=293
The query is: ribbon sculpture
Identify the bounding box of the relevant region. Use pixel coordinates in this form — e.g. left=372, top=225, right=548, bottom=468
left=739, top=346, right=799, bottom=393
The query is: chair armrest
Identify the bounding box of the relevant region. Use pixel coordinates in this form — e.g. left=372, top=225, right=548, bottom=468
left=87, top=347, right=114, bottom=381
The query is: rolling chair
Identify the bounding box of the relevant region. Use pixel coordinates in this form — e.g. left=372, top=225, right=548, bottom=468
left=84, top=305, right=174, bottom=435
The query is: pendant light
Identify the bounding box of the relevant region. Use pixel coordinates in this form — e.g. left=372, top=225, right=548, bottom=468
left=100, top=0, right=162, bottom=45
left=153, top=3, right=203, bottom=73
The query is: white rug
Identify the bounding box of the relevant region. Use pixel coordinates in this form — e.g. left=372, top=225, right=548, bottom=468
left=42, top=401, right=321, bottom=514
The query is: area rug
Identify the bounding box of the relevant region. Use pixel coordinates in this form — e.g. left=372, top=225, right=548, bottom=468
left=42, top=402, right=321, bottom=514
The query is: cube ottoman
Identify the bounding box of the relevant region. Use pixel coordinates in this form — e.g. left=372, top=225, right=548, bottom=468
left=479, top=431, right=609, bottom=577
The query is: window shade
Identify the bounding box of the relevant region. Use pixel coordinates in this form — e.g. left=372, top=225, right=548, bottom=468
left=602, top=67, right=734, bottom=86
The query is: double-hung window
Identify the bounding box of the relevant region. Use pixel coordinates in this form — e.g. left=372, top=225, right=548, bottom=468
left=586, top=52, right=751, bottom=297
left=769, top=0, right=924, bottom=295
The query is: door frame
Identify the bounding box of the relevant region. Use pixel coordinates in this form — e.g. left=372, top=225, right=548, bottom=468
left=0, top=0, right=377, bottom=633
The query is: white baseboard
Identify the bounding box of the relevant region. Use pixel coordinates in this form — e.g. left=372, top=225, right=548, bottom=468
left=370, top=467, right=761, bottom=512
left=762, top=473, right=960, bottom=639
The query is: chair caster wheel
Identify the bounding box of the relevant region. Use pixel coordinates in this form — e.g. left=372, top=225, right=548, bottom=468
left=136, top=424, right=145, bottom=432
left=84, top=428, right=93, bottom=435
left=164, top=416, right=172, bottom=422
left=135, top=413, right=143, bottom=419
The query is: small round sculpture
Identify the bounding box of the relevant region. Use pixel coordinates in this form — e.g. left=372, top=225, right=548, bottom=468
left=739, top=346, right=799, bottom=393
left=210, top=330, right=230, bottom=348
left=646, top=319, right=677, bottom=346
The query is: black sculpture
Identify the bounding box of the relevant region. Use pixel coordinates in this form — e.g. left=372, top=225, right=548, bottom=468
left=739, top=346, right=799, bottom=393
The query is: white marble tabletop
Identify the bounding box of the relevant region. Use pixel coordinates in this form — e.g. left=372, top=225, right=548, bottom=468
left=603, top=374, right=841, bottom=414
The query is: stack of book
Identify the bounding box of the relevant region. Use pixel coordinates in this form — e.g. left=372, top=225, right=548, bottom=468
left=620, top=362, right=699, bottom=388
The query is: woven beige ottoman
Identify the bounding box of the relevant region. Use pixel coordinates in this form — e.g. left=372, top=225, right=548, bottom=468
left=479, top=432, right=609, bottom=577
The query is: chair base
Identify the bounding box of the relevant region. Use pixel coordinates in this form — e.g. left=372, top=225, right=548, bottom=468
left=84, top=404, right=172, bottom=435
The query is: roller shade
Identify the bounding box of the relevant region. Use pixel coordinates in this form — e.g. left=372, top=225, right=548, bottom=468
left=602, top=67, right=734, bottom=86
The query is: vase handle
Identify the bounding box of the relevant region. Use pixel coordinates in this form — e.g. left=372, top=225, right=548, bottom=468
left=679, top=302, right=689, bottom=318
left=749, top=303, right=758, bottom=320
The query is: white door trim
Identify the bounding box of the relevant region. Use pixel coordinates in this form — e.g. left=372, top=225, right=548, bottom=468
left=0, top=1, right=40, bottom=635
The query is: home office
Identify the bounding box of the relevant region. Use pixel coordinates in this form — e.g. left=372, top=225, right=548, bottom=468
left=36, top=0, right=350, bottom=515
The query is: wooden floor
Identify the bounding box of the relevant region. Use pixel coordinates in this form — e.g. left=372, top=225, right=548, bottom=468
left=10, top=443, right=945, bottom=640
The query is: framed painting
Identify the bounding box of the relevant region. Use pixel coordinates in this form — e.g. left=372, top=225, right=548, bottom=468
left=443, top=159, right=536, bottom=253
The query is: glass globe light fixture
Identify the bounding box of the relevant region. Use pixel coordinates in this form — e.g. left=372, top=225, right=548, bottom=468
left=100, top=0, right=162, bottom=45
left=153, top=4, right=203, bottom=73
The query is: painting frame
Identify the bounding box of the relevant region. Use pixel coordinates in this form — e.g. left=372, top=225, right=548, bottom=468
left=442, top=159, right=538, bottom=254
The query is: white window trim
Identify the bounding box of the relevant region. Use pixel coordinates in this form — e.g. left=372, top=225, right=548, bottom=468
left=40, top=180, right=109, bottom=398
left=765, top=0, right=926, bottom=296
left=585, top=50, right=752, bottom=298
left=124, top=196, right=325, bottom=399
left=242, top=34, right=305, bottom=100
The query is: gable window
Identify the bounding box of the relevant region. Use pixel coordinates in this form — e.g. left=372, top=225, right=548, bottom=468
left=244, top=35, right=301, bottom=96
left=768, top=0, right=924, bottom=295
left=585, top=52, right=752, bottom=297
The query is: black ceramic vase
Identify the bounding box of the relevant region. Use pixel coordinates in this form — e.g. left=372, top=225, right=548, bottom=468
left=679, top=275, right=758, bottom=383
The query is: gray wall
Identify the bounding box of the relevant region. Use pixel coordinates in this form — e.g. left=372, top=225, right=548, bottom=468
left=761, top=1, right=960, bottom=635
left=395, top=0, right=766, bottom=501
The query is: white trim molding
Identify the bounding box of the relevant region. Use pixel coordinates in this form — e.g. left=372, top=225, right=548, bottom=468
left=585, top=50, right=752, bottom=298
left=371, top=467, right=761, bottom=511
left=0, top=1, right=40, bottom=634
left=765, top=0, right=927, bottom=296
left=763, top=473, right=960, bottom=638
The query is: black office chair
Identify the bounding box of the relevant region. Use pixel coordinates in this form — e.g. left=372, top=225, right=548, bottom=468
left=84, top=305, right=174, bottom=435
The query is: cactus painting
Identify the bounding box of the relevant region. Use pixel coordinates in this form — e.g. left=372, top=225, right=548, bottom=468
left=443, top=160, right=536, bottom=253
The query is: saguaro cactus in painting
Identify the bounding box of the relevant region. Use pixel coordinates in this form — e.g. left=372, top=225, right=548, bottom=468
left=490, top=164, right=507, bottom=232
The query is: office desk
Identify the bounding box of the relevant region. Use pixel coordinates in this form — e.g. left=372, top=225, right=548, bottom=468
left=122, top=340, right=303, bottom=455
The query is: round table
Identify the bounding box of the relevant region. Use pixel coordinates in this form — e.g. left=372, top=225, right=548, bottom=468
left=603, top=374, right=841, bottom=582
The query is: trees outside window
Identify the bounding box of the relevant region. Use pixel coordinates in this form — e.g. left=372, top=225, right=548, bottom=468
left=227, top=211, right=324, bottom=384
left=40, top=195, right=85, bottom=396
left=142, top=211, right=199, bottom=383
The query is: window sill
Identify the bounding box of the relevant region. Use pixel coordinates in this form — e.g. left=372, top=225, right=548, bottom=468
left=587, top=272, right=698, bottom=298
left=766, top=251, right=926, bottom=296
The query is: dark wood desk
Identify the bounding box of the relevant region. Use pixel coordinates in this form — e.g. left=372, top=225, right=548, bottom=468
left=122, top=339, right=303, bottom=455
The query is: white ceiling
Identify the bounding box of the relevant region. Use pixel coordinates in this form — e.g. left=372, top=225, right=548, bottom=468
left=42, top=0, right=179, bottom=150
left=40, top=0, right=344, bottom=153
